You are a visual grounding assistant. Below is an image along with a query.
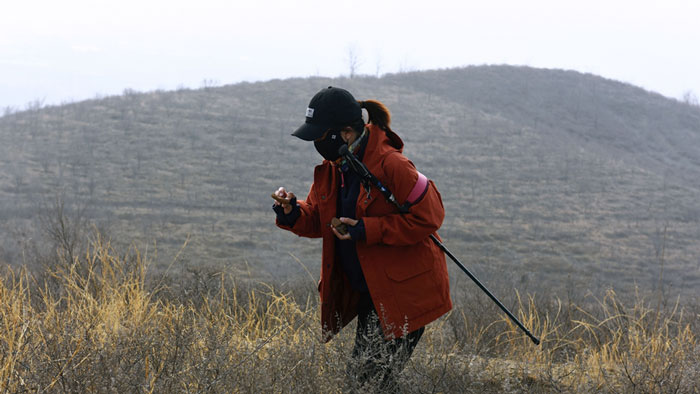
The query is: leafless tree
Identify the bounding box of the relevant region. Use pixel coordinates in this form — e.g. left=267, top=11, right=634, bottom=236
left=682, top=90, right=698, bottom=106
left=39, top=193, right=88, bottom=265
left=201, top=79, right=220, bottom=90
left=25, top=97, right=45, bottom=112
left=374, top=52, right=383, bottom=77
left=346, top=44, right=362, bottom=78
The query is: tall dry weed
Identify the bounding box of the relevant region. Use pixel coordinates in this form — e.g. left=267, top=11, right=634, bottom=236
left=1, top=236, right=698, bottom=393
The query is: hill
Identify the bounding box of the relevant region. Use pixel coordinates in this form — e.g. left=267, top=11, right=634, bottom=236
left=1, top=65, right=699, bottom=299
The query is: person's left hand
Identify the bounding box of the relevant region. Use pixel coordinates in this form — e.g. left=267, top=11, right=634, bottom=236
left=331, top=217, right=359, bottom=240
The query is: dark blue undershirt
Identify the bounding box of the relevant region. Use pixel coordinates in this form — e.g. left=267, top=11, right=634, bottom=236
left=336, top=137, right=369, bottom=293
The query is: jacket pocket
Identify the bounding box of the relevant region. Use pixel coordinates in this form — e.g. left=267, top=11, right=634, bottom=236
left=382, top=246, right=443, bottom=321
left=385, top=260, right=432, bottom=282
left=383, top=242, right=433, bottom=281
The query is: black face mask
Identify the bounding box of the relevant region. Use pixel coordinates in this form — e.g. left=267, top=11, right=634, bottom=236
left=314, top=130, right=345, bottom=161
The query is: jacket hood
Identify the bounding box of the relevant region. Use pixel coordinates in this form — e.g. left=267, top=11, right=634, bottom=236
left=366, top=123, right=404, bottom=155
left=381, top=125, right=404, bottom=151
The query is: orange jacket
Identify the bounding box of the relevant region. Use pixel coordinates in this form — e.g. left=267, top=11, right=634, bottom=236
left=277, top=124, right=452, bottom=341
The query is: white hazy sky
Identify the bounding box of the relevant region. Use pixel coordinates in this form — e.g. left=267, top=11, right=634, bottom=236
left=1, top=0, right=699, bottom=110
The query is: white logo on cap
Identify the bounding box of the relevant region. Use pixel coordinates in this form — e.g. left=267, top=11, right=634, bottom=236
left=306, top=108, right=314, bottom=118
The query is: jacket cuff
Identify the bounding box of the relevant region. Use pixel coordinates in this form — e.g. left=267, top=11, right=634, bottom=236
left=272, top=196, right=300, bottom=227
left=363, top=216, right=382, bottom=245
left=347, top=219, right=366, bottom=241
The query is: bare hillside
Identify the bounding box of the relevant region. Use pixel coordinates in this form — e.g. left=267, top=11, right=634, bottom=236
left=1, top=65, right=699, bottom=299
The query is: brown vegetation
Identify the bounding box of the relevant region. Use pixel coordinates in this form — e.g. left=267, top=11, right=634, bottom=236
left=1, top=236, right=697, bottom=393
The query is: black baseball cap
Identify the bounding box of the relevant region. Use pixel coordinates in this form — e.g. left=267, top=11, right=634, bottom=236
left=292, top=86, right=362, bottom=141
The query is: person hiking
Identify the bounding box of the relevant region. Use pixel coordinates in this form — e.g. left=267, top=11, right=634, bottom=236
left=272, top=86, right=451, bottom=391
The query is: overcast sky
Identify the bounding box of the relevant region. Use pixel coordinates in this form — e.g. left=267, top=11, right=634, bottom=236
left=2, top=0, right=699, bottom=110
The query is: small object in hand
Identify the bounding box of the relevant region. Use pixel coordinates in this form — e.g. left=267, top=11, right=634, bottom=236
left=331, top=217, right=348, bottom=235
left=271, top=193, right=291, bottom=205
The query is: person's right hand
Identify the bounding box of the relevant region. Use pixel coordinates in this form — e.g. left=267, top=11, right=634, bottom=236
left=272, top=187, right=296, bottom=215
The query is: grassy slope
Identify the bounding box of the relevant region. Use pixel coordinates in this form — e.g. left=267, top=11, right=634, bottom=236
left=1, top=240, right=697, bottom=393
left=0, top=66, right=699, bottom=299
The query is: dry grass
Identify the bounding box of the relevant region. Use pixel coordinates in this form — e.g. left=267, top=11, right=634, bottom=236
left=1, top=237, right=698, bottom=393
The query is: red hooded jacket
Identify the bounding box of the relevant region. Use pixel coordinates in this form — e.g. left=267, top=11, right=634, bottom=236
left=277, top=124, right=452, bottom=341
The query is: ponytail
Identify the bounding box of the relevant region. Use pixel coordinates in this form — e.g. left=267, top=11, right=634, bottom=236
left=358, top=100, right=392, bottom=132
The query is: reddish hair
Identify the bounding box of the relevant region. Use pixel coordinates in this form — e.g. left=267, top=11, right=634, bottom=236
left=359, top=100, right=392, bottom=132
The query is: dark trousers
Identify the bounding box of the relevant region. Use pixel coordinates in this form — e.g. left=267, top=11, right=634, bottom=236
left=346, top=292, right=424, bottom=392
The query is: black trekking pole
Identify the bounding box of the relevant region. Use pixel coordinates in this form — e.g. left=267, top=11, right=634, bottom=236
left=339, top=145, right=540, bottom=346
left=428, top=234, right=540, bottom=345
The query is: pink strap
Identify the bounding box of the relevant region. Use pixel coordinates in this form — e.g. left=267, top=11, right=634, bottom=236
left=406, top=171, right=429, bottom=204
